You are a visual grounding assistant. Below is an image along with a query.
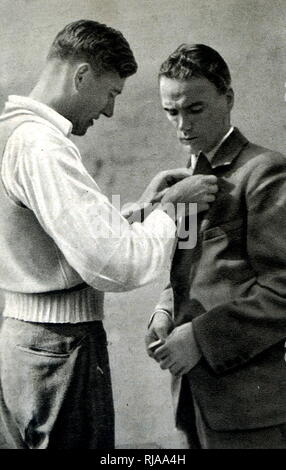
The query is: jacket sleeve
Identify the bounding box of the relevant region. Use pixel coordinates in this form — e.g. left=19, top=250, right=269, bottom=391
left=192, top=152, right=286, bottom=375
left=153, top=282, right=174, bottom=317
left=147, top=281, right=174, bottom=327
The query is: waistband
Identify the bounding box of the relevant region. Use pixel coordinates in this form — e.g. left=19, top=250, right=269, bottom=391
left=3, top=285, right=104, bottom=323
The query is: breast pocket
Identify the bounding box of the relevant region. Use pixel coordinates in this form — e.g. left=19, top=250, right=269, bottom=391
left=201, top=218, right=254, bottom=284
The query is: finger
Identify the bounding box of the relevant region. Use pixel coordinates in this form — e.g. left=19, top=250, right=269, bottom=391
left=145, top=333, right=159, bottom=349
left=145, top=342, right=156, bottom=358
left=153, top=344, right=169, bottom=361
left=197, top=203, right=209, bottom=213
left=155, top=354, right=170, bottom=364
left=147, top=349, right=156, bottom=359
left=148, top=339, right=165, bottom=354
left=170, top=169, right=193, bottom=178
left=165, top=171, right=193, bottom=184
left=152, top=188, right=169, bottom=203
left=160, top=358, right=176, bottom=370
left=207, top=184, right=219, bottom=193
left=145, top=331, right=158, bottom=344
left=204, top=194, right=216, bottom=203
left=158, top=188, right=169, bottom=196
left=154, top=351, right=170, bottom=363
left=203, top=175, right=217, bottom=183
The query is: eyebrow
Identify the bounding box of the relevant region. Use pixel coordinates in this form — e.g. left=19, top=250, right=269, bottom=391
left=163, top=101, right=205, bottom=110
left=112, top=88, right=122, bottom=94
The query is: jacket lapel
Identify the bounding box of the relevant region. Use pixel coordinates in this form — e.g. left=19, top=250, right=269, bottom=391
left=171, top=128, right=250, bottom=326
left=210, top=127, right=249, bottom=169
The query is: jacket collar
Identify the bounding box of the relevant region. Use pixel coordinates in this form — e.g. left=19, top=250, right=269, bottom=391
left=210, top=127, right=249, bottom=169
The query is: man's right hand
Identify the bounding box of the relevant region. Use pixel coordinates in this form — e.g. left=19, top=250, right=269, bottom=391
left=145, top=311, right=174, bottom=359
left=160, top=174, right=218, bottom=213
left=137, top=168, right=193, bottom=206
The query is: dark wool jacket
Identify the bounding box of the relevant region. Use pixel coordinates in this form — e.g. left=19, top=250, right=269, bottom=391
left=156, top=128, right=286, bottom=431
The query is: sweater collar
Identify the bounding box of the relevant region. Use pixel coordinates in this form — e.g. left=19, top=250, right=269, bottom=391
left=6, top=95, right=73, bottom=137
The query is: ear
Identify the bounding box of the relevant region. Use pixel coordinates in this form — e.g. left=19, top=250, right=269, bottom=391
left=74, top=63, right=92, bottom=91
left=225, top=87, right=234, bottom=111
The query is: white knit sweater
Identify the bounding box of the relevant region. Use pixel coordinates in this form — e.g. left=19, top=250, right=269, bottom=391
left=0, top=96, right=176, bottom=323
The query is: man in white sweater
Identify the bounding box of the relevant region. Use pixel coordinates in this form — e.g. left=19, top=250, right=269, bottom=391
left=0, top=20, right=217, bottom=449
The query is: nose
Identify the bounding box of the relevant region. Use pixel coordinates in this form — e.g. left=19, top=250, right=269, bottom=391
left=177, top=112, right=193, bottom=133
left=102, top=98, right=115, bottom=118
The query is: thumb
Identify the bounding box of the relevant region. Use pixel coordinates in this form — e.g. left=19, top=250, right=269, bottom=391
left=197, top=202, right=210, bottom=213
left=168, top=168, right=193, bottom=181
left=156, top=325, right=170, bottom=340
left=151, top=187, right=169, bottom=203
left=148, top=338, right=166, bottom=356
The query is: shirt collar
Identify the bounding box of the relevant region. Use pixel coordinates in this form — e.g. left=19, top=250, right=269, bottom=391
left=6, top=95, right=73, bottom=137
left=190, top=126, right=234, bottom=169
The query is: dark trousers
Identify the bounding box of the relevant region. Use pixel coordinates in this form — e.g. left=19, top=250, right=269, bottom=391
left=0, top=317, right=114, bottom=449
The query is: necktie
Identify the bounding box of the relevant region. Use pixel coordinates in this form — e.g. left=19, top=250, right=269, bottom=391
left=191, top=151, right=213, bottom=175
left=171, top=152, right=214, bottom=325
left=178, top=152, right=213, bottom=240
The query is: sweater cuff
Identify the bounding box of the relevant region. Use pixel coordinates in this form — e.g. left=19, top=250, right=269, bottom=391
left=148, top=309, right=174, bottom=328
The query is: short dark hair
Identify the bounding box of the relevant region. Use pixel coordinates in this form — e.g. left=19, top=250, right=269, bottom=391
left=159, top=44, right=231, bottom=94
left=47, top=19, right=138, bottom=78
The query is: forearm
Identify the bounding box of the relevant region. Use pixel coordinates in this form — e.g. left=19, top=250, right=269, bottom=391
left=44, top=206, right=176, bottom=292
left=153, top=282, right=174, bottom=318
left=8, top=137, right=176, bottom=292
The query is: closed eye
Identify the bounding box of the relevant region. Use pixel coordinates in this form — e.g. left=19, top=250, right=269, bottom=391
left=187, top=105, right=204, bottom=114
left=164, top=108, right=178, bottom=116
left=164, top=105, right=204, bottom=116
left=110, top=89, right=122, bottom=99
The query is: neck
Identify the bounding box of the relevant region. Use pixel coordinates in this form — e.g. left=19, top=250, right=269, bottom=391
left=29, top=59, right=73, bottom=119
left=212, top=123, right=232, bottom=147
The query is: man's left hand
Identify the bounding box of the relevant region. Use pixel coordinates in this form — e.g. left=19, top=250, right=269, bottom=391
left=145, top=311, right=174, bottom=359
left=153, top=322, right=202, bottom=377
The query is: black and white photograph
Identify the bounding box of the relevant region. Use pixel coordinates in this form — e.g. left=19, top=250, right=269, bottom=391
left=0, top=0, right=285, bottom=453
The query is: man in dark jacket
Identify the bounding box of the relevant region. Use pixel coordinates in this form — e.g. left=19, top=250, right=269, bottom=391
left=146, top=43, right=286, bottom=449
